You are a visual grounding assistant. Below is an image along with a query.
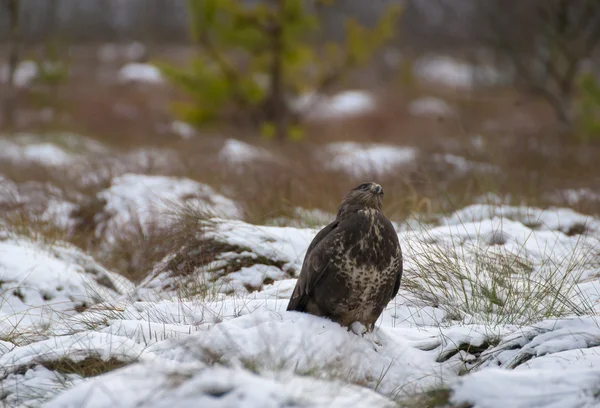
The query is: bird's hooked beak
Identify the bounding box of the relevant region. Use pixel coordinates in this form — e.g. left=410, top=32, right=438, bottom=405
left=371, top=184, right=383, bottom=196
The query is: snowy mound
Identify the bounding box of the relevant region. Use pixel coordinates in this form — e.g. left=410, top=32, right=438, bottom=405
left=46, top=361, right=396, bottom=408
left=324, top=142, right=418, bottom=177
left=140, top=218, right=317, bottom=298
left=0, top=238, right=133, bottom=338
left=95, top=174, right=242, bottom=244
left=442, top=204, right=600, bottom=235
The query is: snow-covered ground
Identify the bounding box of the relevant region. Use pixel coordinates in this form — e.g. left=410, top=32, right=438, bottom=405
left=1, top=194, right=599, bottom=407
left=1, top=131, right=600, bottom=407
left=323, top=142, right=418, bottom=177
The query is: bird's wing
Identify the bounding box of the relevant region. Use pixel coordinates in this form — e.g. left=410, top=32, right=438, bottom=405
left=380, top=215, right=403, bottom=301
left=286, top=220, right=339, bottom=311
left=391, top=245, right=403, bottom=300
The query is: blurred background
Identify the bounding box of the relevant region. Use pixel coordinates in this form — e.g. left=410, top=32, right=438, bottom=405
left=1, top=0, right=600, bottom=278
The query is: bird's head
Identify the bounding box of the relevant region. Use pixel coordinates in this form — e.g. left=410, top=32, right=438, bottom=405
left=337, top=182, right=384, bottom=217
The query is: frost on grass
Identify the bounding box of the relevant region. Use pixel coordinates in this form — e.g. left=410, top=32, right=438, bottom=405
left=0, top=238, right=132, bottom=341
left=323, top=141, right=418, bottom=177
left=403, top=215, right=599, bottom=326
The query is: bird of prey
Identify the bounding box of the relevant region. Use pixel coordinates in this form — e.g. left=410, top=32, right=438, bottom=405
left=287, top=182, right=403, bottom=332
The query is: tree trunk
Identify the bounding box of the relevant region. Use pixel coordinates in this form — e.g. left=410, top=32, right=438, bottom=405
left=266, top=0, right=287, bottom=141
left=3, top=0, right=20, bottom=129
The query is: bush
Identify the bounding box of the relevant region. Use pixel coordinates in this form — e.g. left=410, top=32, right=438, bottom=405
left=159, top=0, right=400, bottom=140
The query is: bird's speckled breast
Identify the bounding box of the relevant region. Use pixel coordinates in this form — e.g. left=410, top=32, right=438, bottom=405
left=329, top=208, right=400, bottom=308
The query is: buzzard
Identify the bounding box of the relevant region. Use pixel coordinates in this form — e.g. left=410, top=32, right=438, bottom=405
left=287, top=182, right=403, bottom=332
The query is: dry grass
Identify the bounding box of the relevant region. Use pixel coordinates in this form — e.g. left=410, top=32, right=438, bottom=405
left=1, top=46, right=599, bottom=283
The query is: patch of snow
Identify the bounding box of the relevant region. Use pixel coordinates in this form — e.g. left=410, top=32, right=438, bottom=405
left=451, top=367, right=600, bottom=408
left=414, top=55, right=506, bottom=90
left=0, top=138, right=74, bottom=167
left=0, top=365, right=81, bottom=407
left=324, top=142, right=418, bottom=177
left=293, top=90, right=376, bottom=120
left=545, top=188, right=600, bottom=206
left=0, top=179, right=77, bottom=231
left=170, top=121, right=195, bottom=140
left=408, top=97, right=455, bottom=118
left=442, top=204, right=600, bottom=235
left=267, top=207, right=335, bottom=228
left=433, top=153, right=500, bottom=175
left=0, top=238, right=132, bottom=337
left=96, top=174, right=242, bottom=244
left=46, top=361, right=396, bottom=408
left=0, top=60, right=38, bottom=88
left=218, top=138, right=274, bottom=166
left=0, top=332, right=145, bottom=370
left=118, top=63, right=163, bottom=84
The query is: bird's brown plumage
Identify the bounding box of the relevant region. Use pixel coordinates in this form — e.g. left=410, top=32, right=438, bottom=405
left=287, top=182, right=403, bottom=331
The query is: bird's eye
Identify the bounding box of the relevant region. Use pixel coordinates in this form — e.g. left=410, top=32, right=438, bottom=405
left=359, top=183, right=369, bottom=190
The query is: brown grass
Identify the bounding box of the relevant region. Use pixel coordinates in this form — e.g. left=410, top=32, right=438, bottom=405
left=1, top=46, right=599, bottom=282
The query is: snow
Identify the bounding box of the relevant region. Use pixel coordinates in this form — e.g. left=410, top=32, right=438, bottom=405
left=0, top=133, right=108, bottom=168
left=0, top=238, right=132, bottom=337
left=0, top=138, right=74, bottom=167
left=451, top=367, right=600, bottom=408
left=0, top=60, right=38, bottom=87
left=118, top=63, right=163, bottom=84
left=442, top=204, right=600, bottom=235
left=546, top=188, right=600, bottom=206
left=96, top=173, right=242, bottom=244
left=46, top=361, right=396, bottom=408
left=408, top=96, right=455, bottom=118
left=169, top=121, right=196, bottom=139
left=433, top=153, right=500, bottom=175
left=293, top=90, right=376, bottom=120
left=414, top=55, right=506, bottom=90
left=2, top=201, right=600, bottom=407
left=324, top=142, right=418, bottom=177
left=218, top=138, right=274, bottom=166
